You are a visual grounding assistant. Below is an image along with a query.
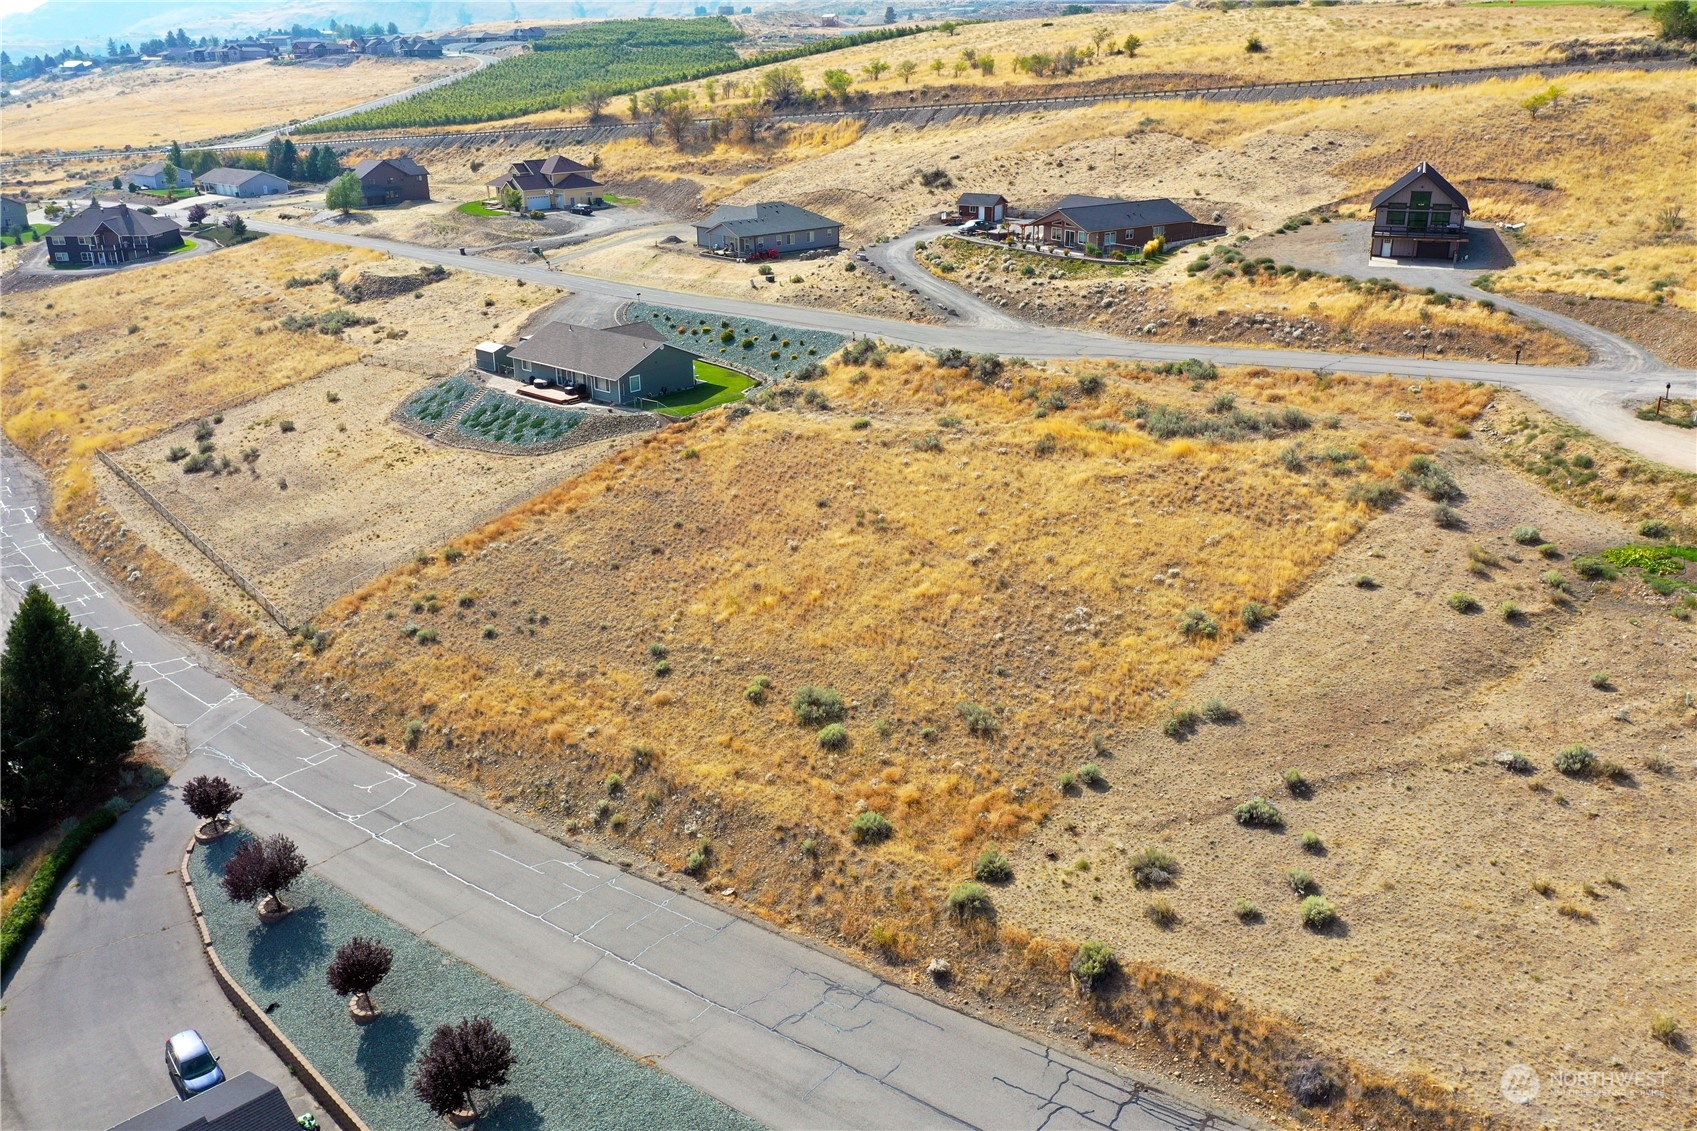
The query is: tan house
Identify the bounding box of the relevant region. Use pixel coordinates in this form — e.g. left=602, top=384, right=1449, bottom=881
left=1370, top=162, right=1469, bottom=261
left=485, top=156, right=602, bottom=211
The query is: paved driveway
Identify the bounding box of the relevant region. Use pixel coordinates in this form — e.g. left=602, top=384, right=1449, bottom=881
left=0, top=445, right=1258, bottom=1131
left=0, top=461, right=323, bottom=1131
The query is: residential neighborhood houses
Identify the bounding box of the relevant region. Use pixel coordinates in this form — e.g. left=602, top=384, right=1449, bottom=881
left=485, top=156, right=603, bottom=212
left=354, top=157, right=430, bottom=205
left=43, top=202, right=183, bottom=265
left=125, top=161, right=173, bottom=191
left=1370, top=161, right=1471, bottom=262
left=694, top=201, right=843, bottom=259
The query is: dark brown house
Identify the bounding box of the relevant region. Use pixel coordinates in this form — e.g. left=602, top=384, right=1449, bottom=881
left=1022, top=195, right=1224, bottom=254
left=1370, top=162, right=1469, bottom=261
left=44, top=202, right=183, bottom=266
left=354, top=157, right=430, bottom=206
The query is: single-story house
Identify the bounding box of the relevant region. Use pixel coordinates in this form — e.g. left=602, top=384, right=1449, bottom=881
left=108, top=1071, right=296, bottom=1131
left=354, top=157, right=430, bottom=205
left=1022, top=195, right=1225, bottom=253
left=693, top=201, right=842, bottom=258
left=956, top=192, right=1007, bottom=223
left=198, top=167, right=289, bottom=198
left=55, top=58, right=96, bottom=78
left=499, top=322, right=698, bottom=406
left=486, top=156, right=602, bottom=210
left=1, top=195, right=29, bottom=235
left=1370, top=161, right=1469, bottom=262
left=44, top=202, right=183, bottom=265
left=402, top=37, right=444, bottom=57
left=126, top=161, right=172, bottom=190
left=218, top=42, right=276, bottom=62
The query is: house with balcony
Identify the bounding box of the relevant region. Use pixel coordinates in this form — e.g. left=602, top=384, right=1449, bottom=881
left=44, top=202, right=183, bottom=265
left=1369, top=162, right=1469, bottom=262
left=354, top=157, right=430, bottom=205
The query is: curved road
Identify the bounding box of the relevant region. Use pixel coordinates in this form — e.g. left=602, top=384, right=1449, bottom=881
left=0, top=446, right=1258, bottom=1131
left=249, top=217, right=1696, bottom=470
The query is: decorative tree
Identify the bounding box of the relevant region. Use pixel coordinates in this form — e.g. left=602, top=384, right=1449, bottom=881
left=1, top=585, right=146, bottom=841
left=220, top=833, right=307, bottom=918
left=228, top=214, right=247, bottom=238
left=181, top=775, right=242, bottom=837
left=498, top=185, right=523, bottom=213
left=326, top=936, right=393, bottom=1021
left=412, top=1017, right=515, bottom=1121
left=185, top=202, right=208, bottom=225
left=161, top=163, right=180, bottom=201
left=325, top=171, right=363, bottom=214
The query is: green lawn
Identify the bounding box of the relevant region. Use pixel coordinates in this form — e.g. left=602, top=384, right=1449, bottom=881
left=602, top=193, right=640, bottom=206
left=166, top=239, right=198, bottom=255
left=650, top=362, right=757, bottom=416
left=456, top=200, right=504, bottom=217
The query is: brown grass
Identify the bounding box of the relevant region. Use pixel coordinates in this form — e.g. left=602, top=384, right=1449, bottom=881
left=1, top=237, right=375, bottom=519
left=0, top=56, right=469, bottom=155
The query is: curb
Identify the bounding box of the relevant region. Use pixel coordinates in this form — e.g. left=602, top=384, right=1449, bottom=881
left=179, top=841, right=373, bottom=1131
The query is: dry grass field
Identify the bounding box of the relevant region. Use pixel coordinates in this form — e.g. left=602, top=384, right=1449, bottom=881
left=0, top=56, right=469, bottom=155
left=475, top=2, right=1657, bottom=134
left=0, top=237, right=560, bottom=622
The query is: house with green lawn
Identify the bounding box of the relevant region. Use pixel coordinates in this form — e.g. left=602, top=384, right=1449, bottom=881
left=490, top=322, right=700, bottom=406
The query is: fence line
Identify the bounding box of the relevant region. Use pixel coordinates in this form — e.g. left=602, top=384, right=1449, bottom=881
left=94, top=449, right=295, bottom=633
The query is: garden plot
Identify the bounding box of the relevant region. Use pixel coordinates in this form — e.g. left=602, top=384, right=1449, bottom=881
left=394, top=374, right=478, bottom=430
left=624, top=303, right=845, bottom=381
left=453, top=392, right=586, bottom=448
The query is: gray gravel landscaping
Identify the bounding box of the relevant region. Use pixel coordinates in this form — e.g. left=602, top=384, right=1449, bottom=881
left=625, top=303, right=845, bottom=381
left=191, top=834, right=761, bottom=1131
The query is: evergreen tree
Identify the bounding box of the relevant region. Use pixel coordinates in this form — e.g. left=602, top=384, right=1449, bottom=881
left=278, top=138, right=299, bottom=180
left=1, top=586, right=146, bottom=841
left=386, top=21, right=399, bottom=34
left=167, top=139, right=185, bottom=168
left=265, top=136, right=284, bottom=174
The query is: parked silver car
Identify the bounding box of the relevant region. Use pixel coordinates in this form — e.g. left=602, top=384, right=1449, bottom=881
left=165, top=1029, right=225, bottom=1099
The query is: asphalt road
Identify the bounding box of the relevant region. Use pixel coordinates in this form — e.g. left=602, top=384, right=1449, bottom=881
left=0, top=445, right=1258, bottom=1131
left=249, top=217, right=1696, bottom=470
left=0, top=463, right=324, bottom=1131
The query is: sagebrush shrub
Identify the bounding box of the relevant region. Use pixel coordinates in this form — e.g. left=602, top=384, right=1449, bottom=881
left=791, top=685, right=845, bottom=725
left=1298, top=895, right=1338, bottom=929
left=1131, top=847, right=1177, bottom=888
left=849, top=810, right=894, bottom=843
left=1234, top=797, right=1283, bottom=827
left=1512, top=525, right=1543, bottom=545
left=973, top=847, right=1013, bottom=883
left=1553, top=743, right=1596, bottom=776
left=1070, top=940, right=1116, bottom=990
left=946, top=881, right=993, bottom=919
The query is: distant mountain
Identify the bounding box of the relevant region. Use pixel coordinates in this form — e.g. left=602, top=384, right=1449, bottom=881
left=0, top=1, right=708, bottom=56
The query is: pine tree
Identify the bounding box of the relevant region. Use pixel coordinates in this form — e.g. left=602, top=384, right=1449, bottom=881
left=278, top=138, right=299, bottom=180
left=168, top=140, right=185, bottom=168
left=1, top=586, right=146, bottom=841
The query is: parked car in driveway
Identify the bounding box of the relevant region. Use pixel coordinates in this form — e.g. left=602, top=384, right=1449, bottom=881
left=165, top=1029, right=225, bottom=1099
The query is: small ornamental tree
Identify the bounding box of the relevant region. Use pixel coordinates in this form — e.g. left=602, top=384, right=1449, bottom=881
left=181, top=775, right=242, bottom=834
left=220, top=833, right=307, bottom=917
left=186, top=202, right=208, bottom=225
left=325, top=171, right=363, bottom=214
left=412, top=1016, right=515, bottom=1120
left=326, top=936, right=393, bottom=1018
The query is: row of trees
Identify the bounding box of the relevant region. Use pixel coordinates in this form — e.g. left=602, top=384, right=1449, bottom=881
left=194, top=779, right=514, bottom=1121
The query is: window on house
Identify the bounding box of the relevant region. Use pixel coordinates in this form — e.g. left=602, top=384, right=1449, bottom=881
left=1064, top=229, right=1076, bottom=246
left=1406, top=190, right=1432, bottom=230
left=628, top=374, right=641, bottom=393
left=1153, top=225, right=1166, bottom=237
left=54, top=252, right=68, bottom=262
left=1103, top=231, right=1116, bottom=245
left=1387, top=209, right=1408, bottom=227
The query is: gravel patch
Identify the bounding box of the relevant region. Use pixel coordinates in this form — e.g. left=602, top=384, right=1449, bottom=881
left=625, top=302, right=845, bottom=381
left=192, top=835, right=760, bottom=1131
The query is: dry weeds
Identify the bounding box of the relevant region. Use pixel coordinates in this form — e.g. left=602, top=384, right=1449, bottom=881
left=0, top=56, right=469, bottom=154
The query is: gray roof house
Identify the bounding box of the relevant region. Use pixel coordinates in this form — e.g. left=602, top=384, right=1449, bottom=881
left=44, top=202, right=183, bottom=265
left=127, top=161, right=173, bottom=191
left=1369, top=161, right=1470, bottom=261
left=197, top=167, right=290, bottom=198
left=1023, top=195, right=1225, bottom=252
left=107, top=1071, right=297, bottom=1131
left=1, top=194, right=28, bottom=235
left=693, top=201, right=841, bottom=258
left=502, top=322, right=700, bottom=406
left=956, top=192, right=1007, bottom=222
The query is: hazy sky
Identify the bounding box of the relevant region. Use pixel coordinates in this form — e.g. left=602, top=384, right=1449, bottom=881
left=0, top=0, right=51, bottom=18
